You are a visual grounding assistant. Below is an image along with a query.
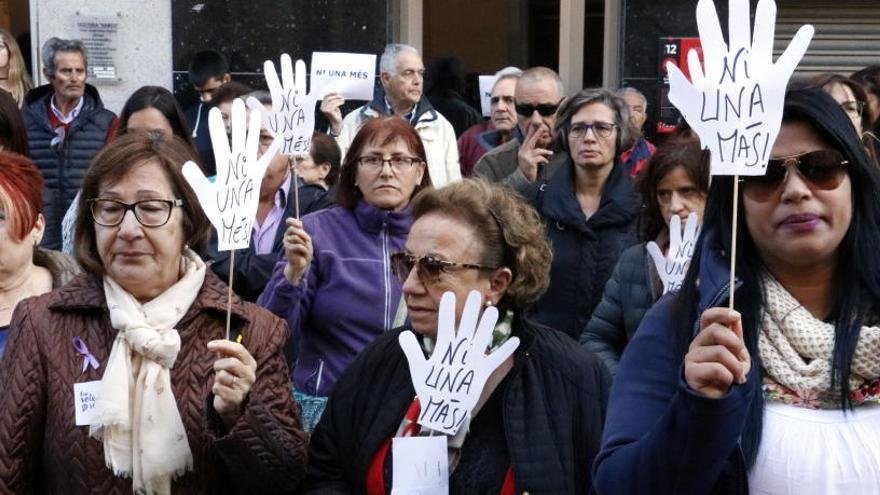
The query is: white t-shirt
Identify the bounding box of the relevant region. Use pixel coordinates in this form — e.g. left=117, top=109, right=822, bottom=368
left=749, top=401, right=880, bottom=494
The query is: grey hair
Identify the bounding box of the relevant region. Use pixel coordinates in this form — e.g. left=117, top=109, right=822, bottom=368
left=517, top=66, right=565, bottom=98
left=379, top=43, right=419, bottom=75
left=554, top=87, right=634, bottom=155
left=616, top=87, right=647, bottom=108
left=492, top=66, right=523, bottom=91
left=41, top=37, right=87, bottom=77
left=245, top=90, right=272, bottom=106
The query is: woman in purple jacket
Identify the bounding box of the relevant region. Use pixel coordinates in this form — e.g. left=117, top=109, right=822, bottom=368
left=258, top=117, right=432, bottom=432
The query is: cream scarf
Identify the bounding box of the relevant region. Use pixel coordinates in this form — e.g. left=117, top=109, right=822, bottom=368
left=759, top=272, right=880, bottom=399
left=90, top=249, right=207, bottom=495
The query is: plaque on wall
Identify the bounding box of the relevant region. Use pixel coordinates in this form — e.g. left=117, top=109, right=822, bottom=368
left=74, top=14, right=120, bottom=83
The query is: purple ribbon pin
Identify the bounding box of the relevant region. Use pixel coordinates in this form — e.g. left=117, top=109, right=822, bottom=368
left=72, top=337, right=100, bottom=374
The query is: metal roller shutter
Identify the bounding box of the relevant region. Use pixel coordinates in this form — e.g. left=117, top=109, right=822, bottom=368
left=775, top=2, right=880, bottom=79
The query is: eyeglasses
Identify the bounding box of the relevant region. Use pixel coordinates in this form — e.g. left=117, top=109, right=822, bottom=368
left=740, top=149, right=849, bottom=201
left=89, top=198, right=183, bottom=227
left=515, top=100, right=562, bottom=117
left=390, top=252, right=497, bottom=284
left=357, top=155, right=422, bottom=173
left=841, top=100, right=865, bottom=119
left=569, top=122, right=617, bottom=139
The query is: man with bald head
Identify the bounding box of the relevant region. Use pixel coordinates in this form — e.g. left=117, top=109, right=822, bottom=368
left=473, top=67, right=569, bottom=192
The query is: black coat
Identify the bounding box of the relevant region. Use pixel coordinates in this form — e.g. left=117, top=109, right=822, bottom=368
left=301, top=315, right=611, bottom=494
left=580, top=242, right=662, bottom=375
left=527, top=160, right=640, bottom=339
left=23, top=84, right=116, bottom=250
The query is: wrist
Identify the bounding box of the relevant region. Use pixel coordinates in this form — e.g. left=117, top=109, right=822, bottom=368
left=284, top=263, right=306, bottom=285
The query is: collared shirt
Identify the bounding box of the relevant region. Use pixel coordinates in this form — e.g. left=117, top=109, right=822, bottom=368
left=252, top=174, right=291, bottom=255
left=384, top=97, right=418, bottom=125
left=50, top=95, right=84, bottom=125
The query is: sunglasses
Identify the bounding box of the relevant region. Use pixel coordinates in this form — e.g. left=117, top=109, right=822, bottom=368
left=515, top=100, right=562, bottom=117
left=390, top=252, right=497, bottom=284
left=741, top=149, right=849, bottom=201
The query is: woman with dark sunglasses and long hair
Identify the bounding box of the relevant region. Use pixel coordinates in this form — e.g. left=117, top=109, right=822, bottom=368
left=594, top=86, right=880, bottom=494
left=302, top=179, right=610, bottom=493
left=258, top=117, right=431, bottom=433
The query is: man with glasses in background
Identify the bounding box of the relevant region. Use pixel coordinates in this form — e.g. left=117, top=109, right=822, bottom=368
left=474, top=67, right=569, bottom=193
left=321, top=43, right=460, bottom=186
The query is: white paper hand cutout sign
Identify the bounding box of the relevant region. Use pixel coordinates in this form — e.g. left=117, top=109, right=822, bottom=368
left=647, top=212, right=700, bottom=294
left=246, top=53, right=316, bottom=156
left=399, top=290, right=520, bottom=436
left=666, top=0, right=813, bottom=176
left=182, top=99, right=281, bottom=250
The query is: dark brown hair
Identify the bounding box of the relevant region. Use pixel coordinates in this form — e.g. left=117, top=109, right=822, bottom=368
left=74, top=131, right=211, bottom=276
left=336, top=116, right=432, bottom=209
left=636, top=135, right=710, bottom=241
left=310, top=132, right=342, bottom=186
left=0, top=91, right=29, bottom=156
left=810, top=73, right=872, bottom=138
left=410, top=179, right=552, bottom=313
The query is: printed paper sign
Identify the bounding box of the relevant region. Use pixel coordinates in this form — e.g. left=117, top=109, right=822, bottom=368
left=247, top=54, right=317, bottom=156
left=478, top=75, right=496, bottom=117
left=647, top=212, right=700, bottom=293
left=309, top=51, right=377, bottom=101
left=391, top=436, right=449, bottom=495
left=182, top=99, right=281, bottom=250
left=665, top=0, right=813, bottom=176
left=74, top=380, right=101, bottom=426
left=399, top=290, right=519, bottom=436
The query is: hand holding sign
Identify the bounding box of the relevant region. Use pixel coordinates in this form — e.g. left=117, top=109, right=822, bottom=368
left=247, top=54, right=317, bottom=156
left=666, top=0, right=813, bottom=175
left=182, top=99, right=281, bottom=250
left=399, top=290, right=519, bottom=436
left=647, top=212, right=700, bottom=294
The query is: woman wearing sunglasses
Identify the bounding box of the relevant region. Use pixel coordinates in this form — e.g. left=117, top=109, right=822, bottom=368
left=258, top=117, right=431, bottom=433
left=302, top=179, right=610, bottom=493
left=594, top=86, right=880, bottom=494
left=526, top=88, right=640, bottom=339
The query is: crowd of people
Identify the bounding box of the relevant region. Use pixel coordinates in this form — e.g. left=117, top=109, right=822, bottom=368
left=0, top=31, right=878, bottom=494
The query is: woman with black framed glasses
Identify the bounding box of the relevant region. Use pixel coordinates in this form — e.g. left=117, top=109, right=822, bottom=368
left=303, top=179, right=610, bottom=493
left=594, top=86, right=880, bottom=494
left=258, top=116, right=432, bottom=432
left=526, top=88, right=640, bottom=340
left=0, top=131, right=308, bottom=493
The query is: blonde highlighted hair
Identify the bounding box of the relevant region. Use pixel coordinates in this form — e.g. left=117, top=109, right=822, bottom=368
left=0, top=29, right=32, bottom=108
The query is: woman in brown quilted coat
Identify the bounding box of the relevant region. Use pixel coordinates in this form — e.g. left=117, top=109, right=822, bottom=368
left=0, top=132, right=308, bottom=494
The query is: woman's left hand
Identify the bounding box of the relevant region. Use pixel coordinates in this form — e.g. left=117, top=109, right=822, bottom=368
left=208, top=339, right=258, bottom=429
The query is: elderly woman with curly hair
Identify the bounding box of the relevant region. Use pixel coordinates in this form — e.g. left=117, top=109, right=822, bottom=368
left=303, top=179, right=611, bottom=494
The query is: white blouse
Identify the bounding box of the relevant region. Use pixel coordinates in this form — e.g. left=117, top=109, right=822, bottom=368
left=749, top=401, right=880, bottom=494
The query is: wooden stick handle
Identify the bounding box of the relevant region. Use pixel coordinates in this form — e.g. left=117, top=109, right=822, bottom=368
left=729, top=176, right=740, bottom=310
left=225, top=249, right=235, bottom=341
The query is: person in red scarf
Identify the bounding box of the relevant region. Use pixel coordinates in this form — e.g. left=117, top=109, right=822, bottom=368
left=302, top=180, right=609, bottom=494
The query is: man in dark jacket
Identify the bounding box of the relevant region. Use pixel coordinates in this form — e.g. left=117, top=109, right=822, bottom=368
left=22, top=37, right=117, bottom=250
left=473, top=67, right=569, bottom=194
left=183, top=50, right=231, bottom=177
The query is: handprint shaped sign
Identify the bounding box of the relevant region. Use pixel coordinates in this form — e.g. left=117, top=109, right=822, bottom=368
left=248, top=54, right=317, bottom=156
left=666, top=0, right=813, bottom=176
left=647, top=213, right=700, bottom=294
left=182, top=99, right=281, bottom=250
left=399, top=291, right=519, bottom=436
